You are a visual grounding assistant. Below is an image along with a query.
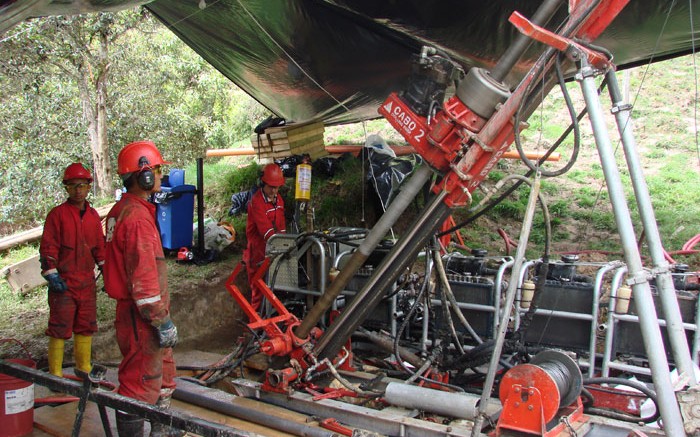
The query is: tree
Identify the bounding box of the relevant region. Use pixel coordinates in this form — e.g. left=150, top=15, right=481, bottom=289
left=48, top=12, right=144, bottom=195
left=0, top=8, right=267, bottom=231
left=1, top=11, right=149, bottom=199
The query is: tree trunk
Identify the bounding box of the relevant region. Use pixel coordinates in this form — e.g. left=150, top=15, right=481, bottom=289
left=78, top=27, right=112, bottom=198
left=79, top=70, right=100, bottom=188
left=93, top=30, right=112, bottom=197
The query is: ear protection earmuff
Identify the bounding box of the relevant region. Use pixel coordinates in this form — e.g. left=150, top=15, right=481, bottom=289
left=136, top=156, right=155, bottom=190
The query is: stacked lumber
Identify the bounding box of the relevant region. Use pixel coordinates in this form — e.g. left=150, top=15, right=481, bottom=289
left=250, top=121, right=327, bottom=159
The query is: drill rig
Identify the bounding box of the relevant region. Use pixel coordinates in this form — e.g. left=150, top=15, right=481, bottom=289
left=222, top=0, right=700, bottom=435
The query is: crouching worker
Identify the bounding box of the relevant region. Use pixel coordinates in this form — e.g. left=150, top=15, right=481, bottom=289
left=40, top=163, right=105, bottom=380
left=104, top=141, right=181, bottom=437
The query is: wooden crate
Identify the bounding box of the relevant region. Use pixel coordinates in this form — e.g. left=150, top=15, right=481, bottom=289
left=251, top=121, right=327, bottom=159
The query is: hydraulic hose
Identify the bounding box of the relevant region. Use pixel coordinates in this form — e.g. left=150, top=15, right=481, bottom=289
left=583, top=376, right=660, bottom=424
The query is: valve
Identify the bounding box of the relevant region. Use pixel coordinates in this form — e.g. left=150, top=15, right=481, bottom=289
left=177, top=247, right=194, bottom=262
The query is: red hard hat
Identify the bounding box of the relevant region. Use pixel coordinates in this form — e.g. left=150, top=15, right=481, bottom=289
left=63, top=163, right=92, bottom=183
left=261, top=163, right=284, bottom=187
left=117, top=140, right=171, bottom=175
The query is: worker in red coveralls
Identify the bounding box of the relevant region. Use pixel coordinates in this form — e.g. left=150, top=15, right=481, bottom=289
left=40, top=163, right=105, bottom=380
left=103, top=141, right=182, bottom=437
left=244, top=163, right=286, bottom=311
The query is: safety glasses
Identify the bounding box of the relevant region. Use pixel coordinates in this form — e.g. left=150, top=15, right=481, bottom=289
left=65, top=182, right=92, bottom=191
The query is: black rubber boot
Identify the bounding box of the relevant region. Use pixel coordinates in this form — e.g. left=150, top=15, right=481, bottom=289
left=116, top=410, right=145, bottom=437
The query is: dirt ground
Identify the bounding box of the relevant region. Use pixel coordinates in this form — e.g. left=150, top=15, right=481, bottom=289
left=0, top=247, right=246, bottom=372
left=95, top=249, right=247, bottom=363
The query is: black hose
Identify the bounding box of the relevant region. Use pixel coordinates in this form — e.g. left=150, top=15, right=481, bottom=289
left=583, top=377, right=660, bottom=424
left=393, top=259, right=430, bottom=375
left=580, top=387, right=595, bottom=405
left=391, top=255, right=465, bottom=393
left=514, top=52, right=581, bottom=177
left=436, top=67, right=608, bottom=239
left=436, top=104, right=587, bottom=238
left=514, top=259, right=550, bottom=342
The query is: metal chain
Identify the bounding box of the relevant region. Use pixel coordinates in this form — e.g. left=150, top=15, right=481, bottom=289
left=561, top=415, right=578, bottom=437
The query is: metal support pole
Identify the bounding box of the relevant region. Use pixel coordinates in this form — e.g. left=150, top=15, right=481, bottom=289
left=606, top=69, right=697, bottom=386
left=490, top=0, right=563, bottom=82
left=589, top=261, right=625, bottom=378
left=196, top=157, right=205, bottom=257
left=577, top=59, right=685, bottom=436
left=296, top=164, right=433, bottom=339
left=601, top=266, right=629, bottom=378
left=316, top=190, right=451, bottom=359
left=471, top=174, right=541, bottom=437
left=0, top=359, right=246, bottom=437
left=174, top=379, right=339, bottom=437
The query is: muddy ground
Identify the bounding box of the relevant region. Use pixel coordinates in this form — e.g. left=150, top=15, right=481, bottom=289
left=96, top=249, right=247, bottom=364
left=0, top=247, right=247, bottom=371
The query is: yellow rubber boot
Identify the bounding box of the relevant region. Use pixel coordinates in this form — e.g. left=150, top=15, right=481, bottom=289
left=48, top=337, right=65, bottom=377
left=73, top=334, right=92, bottom=375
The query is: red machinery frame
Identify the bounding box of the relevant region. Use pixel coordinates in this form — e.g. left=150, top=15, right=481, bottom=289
left=380, top=0, right=627, bottom=208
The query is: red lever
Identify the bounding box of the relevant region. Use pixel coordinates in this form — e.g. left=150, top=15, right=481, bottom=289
left=509, top=11, right=612, bottom=70
left=319, top=418, right=353, bottom=436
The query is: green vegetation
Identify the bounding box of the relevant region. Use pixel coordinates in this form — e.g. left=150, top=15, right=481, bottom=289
left=0, top=10, right=267, bottom=232
left=0, top=244, right=47, bottom=339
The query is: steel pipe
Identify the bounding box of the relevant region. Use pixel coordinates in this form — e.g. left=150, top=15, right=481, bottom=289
left=606, top=69, right=697, bottom=386
left=173, top=379, right=338, bottom=437
left=296, top=164, right=433, bottom=339
left=384, top=382, right=480, bottom=419
left=316, top=191, right=451, bottom=359
left=471, top=174, right=542, bottom=437
left=490, top=0, right=563, bottom=82
left=578, top=58, right=685, bottom=436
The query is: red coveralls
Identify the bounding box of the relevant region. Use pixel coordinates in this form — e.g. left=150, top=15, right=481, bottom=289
left=243, top=188, right=286, bottom=310
left=103, top=193, right=176, bottom=404
left=39, top=201, right=105, bottom=339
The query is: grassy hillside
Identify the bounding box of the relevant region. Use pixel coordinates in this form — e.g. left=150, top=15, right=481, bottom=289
left=194, top=55, right=699, bottom=266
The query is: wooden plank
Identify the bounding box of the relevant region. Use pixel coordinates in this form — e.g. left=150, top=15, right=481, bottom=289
left=33, top=399, right=116, bottom=437
left=309, top=149, right=329, bottom=159
left=290, top=135, right=323, bottom=146
left=256, top=126, right=319, bottom=143
left=293, top=138, right=325, bottom=150
left=252, top=131, right=325, bottom=151
left=1, top=254, right=45, bottom=293
left=284, top=124, right=324, bottom=136
left=256, top=135, right=326, bottom=158
left=264, top=131, right=291, bottom=141
left=291, top=142, right=325, bottom=155
left=171, top=399, right=297, bottom=436
left=285, top=127, right=325, bottom=143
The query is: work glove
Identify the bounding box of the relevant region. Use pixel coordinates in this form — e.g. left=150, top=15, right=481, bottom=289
left=156, top=319, right=178, bottom=348
left=45, top=273, right=67, bottom=293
